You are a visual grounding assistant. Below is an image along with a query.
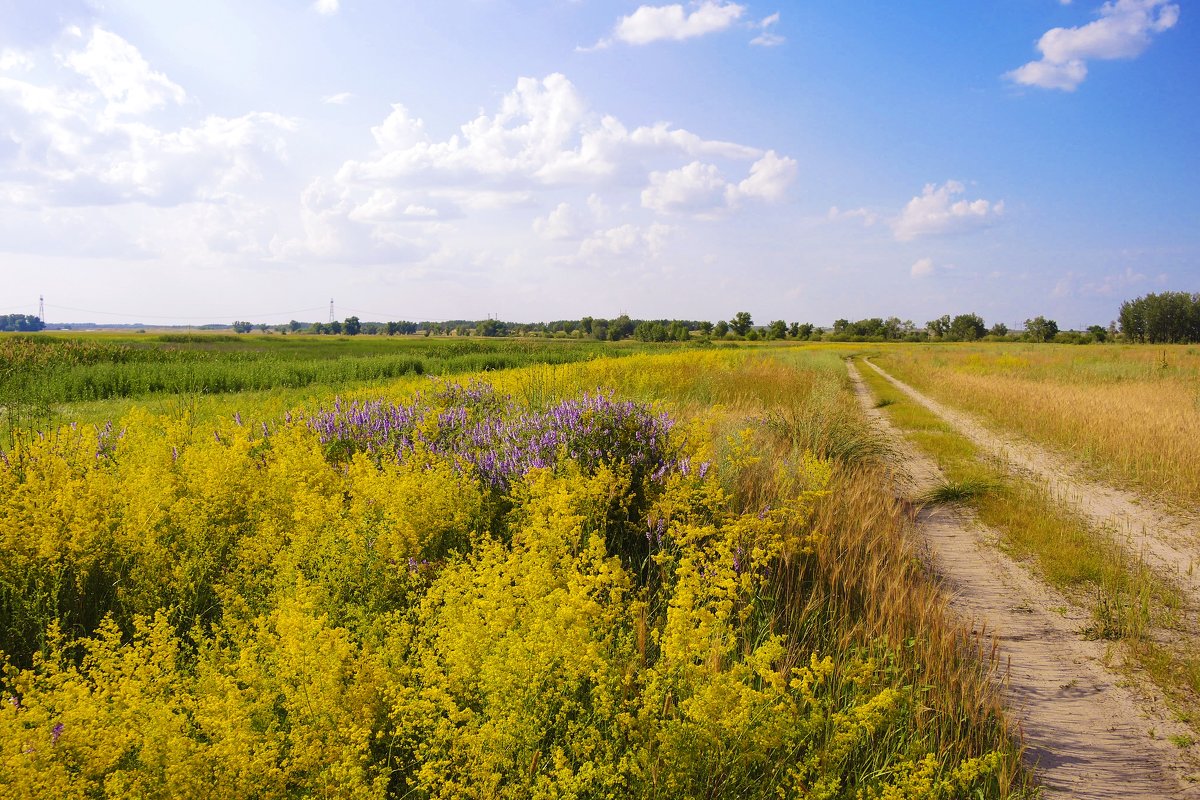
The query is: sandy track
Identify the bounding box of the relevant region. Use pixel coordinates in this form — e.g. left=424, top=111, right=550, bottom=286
left=861, top=357, right=1200, bottom=592
left=846, top=360, right=1199, bottom=799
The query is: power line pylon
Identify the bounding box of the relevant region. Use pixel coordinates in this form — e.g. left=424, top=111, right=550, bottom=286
left=39, top=295, right=44, bottom=323
left=329, top=299, right=335, bottom=324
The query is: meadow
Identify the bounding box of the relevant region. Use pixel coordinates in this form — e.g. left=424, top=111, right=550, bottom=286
left=868, top=342, right=1200, bottom=508
left=854, top=343, right=1200, bottom=743
left=0, top=335, right=1028, bottom=798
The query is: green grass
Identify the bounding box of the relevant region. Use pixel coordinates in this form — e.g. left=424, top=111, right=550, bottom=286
left=0, top=333, right=671, bottom=447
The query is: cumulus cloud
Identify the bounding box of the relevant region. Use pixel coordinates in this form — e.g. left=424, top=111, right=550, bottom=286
left=910, top=257, right=935, bottom=278
left=298, top=72, right=793, bottom=264
left=0, top=50, right=35, bottom=72
left=313, top=0, right=340, bottom=16
left=750, top=12, right=785, bottom=47
left=732, top=150, right=796, bottom=202
left=62, top=26, right=186, bottom=117
left=336, top=74, right=784, bottom=202
left=273, top=177, right=435, bottom=265
left=587, top=1, right=745, bottom=49
left=533, top=201, right=583, bottom=240
left=641, top=161, right=730, bottom=216
left=827, top=206, right=880, bottom=226
left=0, top=27, right=294, bottom=207
left=892, top=181, right=1003, bottom=241
left=1007, top=0, right=1179, bottom=91
left=640, top=151, right=796, bottom=216
left=578, top=223, right=671, bottom=261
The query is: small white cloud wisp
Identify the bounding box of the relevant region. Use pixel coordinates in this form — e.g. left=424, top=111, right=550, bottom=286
left=1007, top=0, right=1179, bottom=91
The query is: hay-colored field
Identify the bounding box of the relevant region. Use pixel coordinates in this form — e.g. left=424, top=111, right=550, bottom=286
left=871, top=343, right=1200, bottom=508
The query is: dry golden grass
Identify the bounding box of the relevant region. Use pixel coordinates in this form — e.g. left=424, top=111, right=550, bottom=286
left=873, top=343, right=1200, bottom=507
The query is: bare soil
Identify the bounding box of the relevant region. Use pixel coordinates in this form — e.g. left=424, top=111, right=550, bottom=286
left=847, top=359, right=1200, bottom=798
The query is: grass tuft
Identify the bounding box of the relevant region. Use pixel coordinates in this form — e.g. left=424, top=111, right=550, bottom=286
left=919, top=478, right=998, bottom=504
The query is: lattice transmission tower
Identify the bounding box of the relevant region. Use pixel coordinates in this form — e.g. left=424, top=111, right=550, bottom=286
left=329, top=299, right=335, bottom=324
left=39, top=295, right=44, bottom=323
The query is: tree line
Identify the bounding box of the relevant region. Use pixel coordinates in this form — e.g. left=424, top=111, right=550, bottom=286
left=0, top=314, right=45, bottom=332
left=1118, top=292, right=1200, bottom=344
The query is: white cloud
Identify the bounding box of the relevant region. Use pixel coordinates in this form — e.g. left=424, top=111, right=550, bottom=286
left=892, top=180, right=1003, bottom=241
left=910, top=257, right=935, bottom=278
left=62, top=27, right=186, bottom=117
left=732, top=150, right=796, bottom=202
left=750, top=12, right=785, bottom=47
left=588, top=1, right=745, bottom=49
left=337, top=73, right=777, bottom=197
left=313, top=0, right=340, bottom=16
left=578, top=223, right=670, bottom=260
left=1007, top=0, right=1179, bottom=91
left=641, top=161, right=730, bottom=216
left=322, top=91, right=353, bottom=105
left=299, top=72, right=792, bottom=267
left=533, top=201, right=583, bottom=240
left=640, top=150, right=796, bottom=216
left=273, top=176, right=435, bottom=265
left=0, top=50, right=35, bottom=72
left=828, top=205, right=880, bottom=226
left=0, top=27, right=295, bottom=208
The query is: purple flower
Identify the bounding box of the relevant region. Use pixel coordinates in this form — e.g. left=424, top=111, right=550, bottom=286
left=51, top=723, right=63, bottom=744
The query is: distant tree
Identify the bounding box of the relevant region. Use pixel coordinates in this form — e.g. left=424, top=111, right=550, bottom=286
left=231, top=320, right=254, bottom=333
left=288, top=319, right=303, bottom=332
left=795, top=322, right=815, bottom=340
left=328, top=320, right=343, bottom=335
left=988, top=322, right=1009, bottom=337
left=591, top=319, right=609, bottom=341
left=698, top=320, right=714, bottom=335
left=476, top=319, right=506, bottom=337
left=634, top=321, right=668, bottom=342
left=1119, top=291, right=1200, bottom=343
left=730, top=311, right=753, bottom=337
left=1087, top=324, right=1108, bottom=343
left=0, top=314, right=45, bottom=332
left=949, top=313, right=986, bottom=341
left=608, top=314, right=634, bottom=341
left=309, top=322, right=325, bottom=334
left=667, top=320, right=691, bottom=341
left=342, top=316, right=361, bottom=336
left=766, top=319, right=788, bottom=340
left=1023, top=316, right=1058, bottom=343
left=745, top=329, right=760, bottom=341
left=926, top=315, right=951, bottom=338
left=713, top=320, right=729, bottom=337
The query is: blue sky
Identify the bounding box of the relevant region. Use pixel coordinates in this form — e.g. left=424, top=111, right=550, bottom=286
left=0, top=0, right=1196, bottom=327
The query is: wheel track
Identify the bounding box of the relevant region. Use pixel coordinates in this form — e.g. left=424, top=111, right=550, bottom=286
left=861, top=357, right=1200, bottom=593
left=846, top=359, right=1200, bottom=799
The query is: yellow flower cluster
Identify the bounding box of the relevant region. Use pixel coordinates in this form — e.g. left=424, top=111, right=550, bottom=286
left=0, top=372, right=1016, bottom=798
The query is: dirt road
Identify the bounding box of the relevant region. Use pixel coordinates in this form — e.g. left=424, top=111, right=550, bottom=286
left=846, top=359, right=1199, bottom=798
left=860, top=357, right=1200, bottom=591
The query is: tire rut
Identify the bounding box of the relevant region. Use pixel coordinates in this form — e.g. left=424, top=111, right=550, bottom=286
left=861, top=357, right=1200, bottom=594
left=846, top=359, right=1200, bottom=799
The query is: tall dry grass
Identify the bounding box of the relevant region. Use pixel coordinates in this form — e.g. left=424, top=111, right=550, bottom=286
left=875, top=344, right=1200, bottom=507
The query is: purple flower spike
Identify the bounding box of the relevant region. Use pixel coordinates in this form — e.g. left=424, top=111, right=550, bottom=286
left=51, top=723, right=63, bottom=744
